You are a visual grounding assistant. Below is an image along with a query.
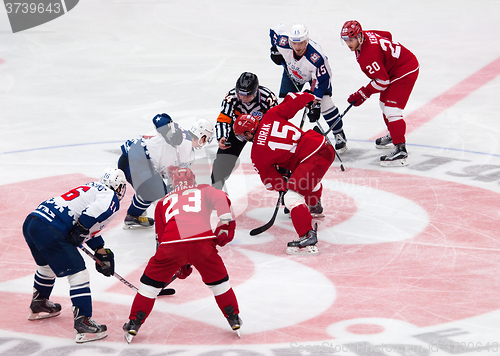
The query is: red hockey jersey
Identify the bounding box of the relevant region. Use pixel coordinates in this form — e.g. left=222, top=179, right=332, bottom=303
left=356, top=30, right=419, bottom=95
left=155, top=183, right=232, bottom=243
left=250, top=92, right=328, bottom=191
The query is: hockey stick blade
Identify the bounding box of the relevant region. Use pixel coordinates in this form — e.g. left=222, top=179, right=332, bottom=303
left=158, top=288, right=176, bottom=296
left=249, top=191, right=284, bottom=236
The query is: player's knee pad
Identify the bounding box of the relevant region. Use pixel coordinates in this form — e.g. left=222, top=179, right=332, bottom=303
left=284, top=190, right=306, bottom=211
left=380, top=103, right=403, bottom=122
left=320, top=95, right=336, bottom=116
left=208, top=280, right=231, bottom=296
left=138, top=283, right=161, bottom=299
left=67, top=269, right=90, bottom=288
left=37, top=264, right=56, bottom=279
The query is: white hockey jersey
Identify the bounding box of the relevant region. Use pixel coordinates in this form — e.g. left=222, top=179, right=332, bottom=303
left=31, top=181, right=120, bottom=248
left=270, top=24, right=333, bottom=100
left=121, top=129, right=195, bottom=180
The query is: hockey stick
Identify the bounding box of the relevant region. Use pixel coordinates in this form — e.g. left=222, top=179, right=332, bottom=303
left=323, top=103, right=354, bottom=137
left=78, top=245, right=176, bottom=296
left=315, top=122, right=345, bottom=172
left=249, top=191, right=285, bottom=236
left=299, top=108, right=307, bottom=130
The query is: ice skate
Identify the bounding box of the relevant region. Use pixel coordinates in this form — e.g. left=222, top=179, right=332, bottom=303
left=334, top=130, right=347, bottom=154
left=286, top=223, right=319, bottom=256
left=380, top=143, right=408, bottom=167
left=375, top=133, right=393, bottom=149
left=224, top=306, right=242, bottom=337
left=123, top=214, right=154, bottom=229
left=73, top=307, right=107, bottom=343
left=309, top=199, right=325, bottom=219
left=28, top=291, right=61, bottom=321
left=123, top=311, right=146, bottom=344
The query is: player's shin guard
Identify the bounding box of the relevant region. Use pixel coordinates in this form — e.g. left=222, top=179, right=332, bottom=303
left=33, top=265, right=56, bottom=299
left=324, top=106, right=341, bottom=132
left=128, top=277, right=162, bottom=321
left=290, top=204, right=313, bottom=237
left=128, top=292, right=156, bottom=321
left=208, top=279, right=239, bottom=315
left=387, top=119, right=406, bottom=145
left=127, top=193, right=152, bottom=217
left=211, top=284, right=242, bottom=333
left=284, top=190, right=313, bottom=236
left=306, top=184, right=322, bottom=208
left=68, top=269, right=92, bottom=317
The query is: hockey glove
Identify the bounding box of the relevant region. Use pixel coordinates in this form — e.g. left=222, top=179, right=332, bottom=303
left=307, top=102, right=321, bottom=123
left=270, top=46, right=284, bottom=65
left=94, top=248, right=115, bottom=277
left=175, top=264, right=192, bottom=280
left=214, top=220, right=236, bottom=247
left=348, top=87, right=370, bottom=106
left=158, top=122, right=183, bottom=147
left=68, top=221, right=89, bottom=246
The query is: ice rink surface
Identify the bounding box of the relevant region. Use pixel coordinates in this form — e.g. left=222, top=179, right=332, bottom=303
left=1, top=1, right=500, bottom=355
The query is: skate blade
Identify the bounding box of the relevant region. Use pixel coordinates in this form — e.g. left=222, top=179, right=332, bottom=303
left=28, top=310, right=61, bottom=321
left=375, top=144, right=393, bottom=149
left=286, top=245, right=319, bottom=256
left=75, top=331, right=107, bottom=343
left=336, top=146, right=347, bottom=154
left=124, top=331, right=136, bottom=344
left=122, top=224, right=153, bottom=230
left=380, top=158, right=408, bottom=167
left=235, top=329, right=241, bottom=338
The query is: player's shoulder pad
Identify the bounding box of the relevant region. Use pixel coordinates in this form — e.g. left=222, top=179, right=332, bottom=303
left=305, top=42, right=325, bottom=66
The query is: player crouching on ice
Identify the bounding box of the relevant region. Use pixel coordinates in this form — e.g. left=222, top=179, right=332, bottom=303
left=22, top=168, right=127, bottom=343
left=233, top=91, right=336, bottom=255
left=123, top=166, right=241, bottom=343
left=118, top=113, right=214, bottom=228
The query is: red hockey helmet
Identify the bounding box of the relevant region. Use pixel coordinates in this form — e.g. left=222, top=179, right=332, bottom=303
left=169, top=166, right=196, bottom=188
left=341, top=20, right=362, bottom=40
left=233, top=114, right=259, bottom=141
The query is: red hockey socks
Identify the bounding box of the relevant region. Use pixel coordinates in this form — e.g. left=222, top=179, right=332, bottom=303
left=215, top=288, right=239, bottom=317
left=129, top=293, right=156, bottom=321
left=387, top=119, right=406, bottom=145
left=290, top=204, right=313, bottom=237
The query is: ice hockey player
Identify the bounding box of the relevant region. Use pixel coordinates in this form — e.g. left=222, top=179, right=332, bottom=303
left=270, top=23, right=347, bottom=153
left=118, top=113, right=214, bottom=228
left=341, top=20, right=419, bottom=166
left=211, top=72, right=277, bottom=190
left=233, top=91, right=336, bottom=255
left=123, top=166, right=241, bottom=342
left=22, top=167, right=127, bottom=343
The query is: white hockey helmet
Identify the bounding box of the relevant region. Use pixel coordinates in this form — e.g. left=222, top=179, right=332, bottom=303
left=289, top=24, right=309, bottom=43
left=100, top=167, right=127, bottom=201
left=189, top=118, right=214, bottom=148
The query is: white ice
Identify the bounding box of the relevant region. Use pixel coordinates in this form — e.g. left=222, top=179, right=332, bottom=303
left=1, top=1, right=500, bottom=355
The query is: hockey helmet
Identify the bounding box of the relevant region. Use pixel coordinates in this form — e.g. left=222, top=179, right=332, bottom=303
left=289, top=24, right=309, bottom=43
left=189, top=118, right=214, bottom=148
left=341, top=20, right=362, bottom=40
left=100, top=167, right=127, bottom=201
left=169, top=166, right=196, bottom=188
left=236, top=72, right=259, bottom=97
left=233, top=114, right=259, bottom=141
